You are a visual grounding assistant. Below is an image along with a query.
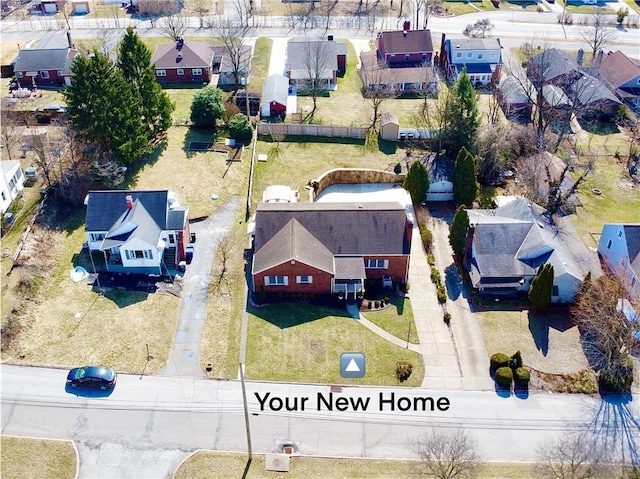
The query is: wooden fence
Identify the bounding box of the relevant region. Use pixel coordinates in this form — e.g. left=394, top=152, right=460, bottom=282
left=257, top=122, right=368, bottom=140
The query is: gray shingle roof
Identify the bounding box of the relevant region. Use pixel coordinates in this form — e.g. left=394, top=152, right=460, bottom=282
left=13, top=48, right=78, bottom=75
left=334, top=256, right=367, bottom=279
left=624, top=225, right=640, bottom=277
left=380, top=30, right=433, bottom=55
left=253, top=218, right=334, bottom=275
left=254, top=202, right=410, bottom=257
left=86, top=190, right=172, bottom=232
left=286, top=40, right=340, bottom=80
left=529, top=48, right=578, bottom=82
left=262, top=74, right=289, bottom=106
left=570, top=73, right=621, bottom=106
left=101, top=200, right=161, bottom=249
left=151, top=42, right=216, bottom=69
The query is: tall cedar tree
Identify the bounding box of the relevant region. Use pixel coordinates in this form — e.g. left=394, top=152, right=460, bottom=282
left=64, top=52, right=147, bottom=165
left=444, top=67, right=480, bottom=156
left=117, top=27, right=174, bottom=140
left=452, top=146, right=478, bottom=207
left=529, top=263, right=554, bottom=310
left=403, top=160, right=430, bottom=205
left=190, top=87, right=225, bottom=129
left=449, top=206, right=469, bottom=259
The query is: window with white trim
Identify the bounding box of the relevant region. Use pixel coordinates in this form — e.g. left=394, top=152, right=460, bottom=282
left=57, top=70, right=63, bottom=76
left=618, top=230, right=623, bottom=238
left=177, top=68, right=184, bottom=76
left=192, top=68, right=203, bottom=76
left=365, top=259, right=388, bottom=269
left=125, top=249, right=153, bottom=260
left=40, top=71, right=50, bottom=79
left=296, top=275, right=312, bottom=284
left=265, top=275, right=288, bottom=285
left=466, top=52, right=472, bottom=58
left=156, top=69, right=167, bottom=77
left=477, top=53, right=483, bottom=60
left=90, top=233, right=106, bottom=242
left=456, top=52, right=462, bottom=58
left=17, top=72, right=23, bottom=78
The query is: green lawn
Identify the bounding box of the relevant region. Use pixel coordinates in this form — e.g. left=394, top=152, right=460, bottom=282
left=364, top=296, right=419, bottom=345
left=1, top=437, right=76, bottom=479
left=248, top=38, right=272, bottom=95
left=246, top=303, right=425, bottom=386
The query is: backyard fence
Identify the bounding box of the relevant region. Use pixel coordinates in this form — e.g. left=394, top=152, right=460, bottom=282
left=257, top=122, right=368, bottom=140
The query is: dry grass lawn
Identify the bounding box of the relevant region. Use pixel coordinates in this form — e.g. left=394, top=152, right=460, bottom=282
left=175, top=451, right=538, bottom=479
left=1, top=436, right=76, bottom=479
left=477, top=308, right=590, bottom=374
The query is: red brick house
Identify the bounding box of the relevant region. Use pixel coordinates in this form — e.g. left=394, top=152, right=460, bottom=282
left=13, top=32, right=79, bottom=87
left=251, top=202, right=412, bottom=299
left=151, top=39, right=216, bottom=83
left=376, top=29, right=433, bottom=67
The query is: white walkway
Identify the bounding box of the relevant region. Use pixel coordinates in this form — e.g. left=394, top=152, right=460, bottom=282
left=267, top=37, right=297, bottom=115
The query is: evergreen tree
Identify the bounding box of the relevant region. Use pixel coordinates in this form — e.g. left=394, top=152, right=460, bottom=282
left=443, top=67, right=480, bottom=156
left=452, top=146, right=478, bottom=207
left=449, top=206, right=469, bottom=258
left=402, top=160, right=430, bottom=205
left=117, top=27, right=174, bottom=140
left=64, top=52, right=146, bottom=165
left=190, top=87, right=225, bottom=129
left=529, top=263, right=555, bottom=310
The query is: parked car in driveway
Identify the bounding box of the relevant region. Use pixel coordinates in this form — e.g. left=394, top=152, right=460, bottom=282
left=66, top=366, right=117, bottom=390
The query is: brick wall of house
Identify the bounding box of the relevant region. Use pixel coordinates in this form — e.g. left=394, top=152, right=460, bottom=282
left=363, top=255, right=409, bottom=283
left=254, top=261, right=333, bottom=294
left=156, top=67, right=211, bottom=84
left=17, top=70, right=65, bottom=87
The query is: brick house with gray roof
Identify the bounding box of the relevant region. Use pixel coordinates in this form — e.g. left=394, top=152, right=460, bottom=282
left=85, top=190, right=190, bottom=275
left=251, top=202, right=412, bottom=299
left=13, top=31, right=79, bottom=87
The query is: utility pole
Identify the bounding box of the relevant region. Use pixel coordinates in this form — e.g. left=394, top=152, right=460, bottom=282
left=239, top=362, right=253, bottom=460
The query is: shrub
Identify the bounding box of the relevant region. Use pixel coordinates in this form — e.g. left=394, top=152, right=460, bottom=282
left=396, top=361, right=413, bottom=382
left=443, top=312, right=451, bottom=324
left=490, top=353, right=510, bottom=371
left=495, top=367, right=513, bottom=387
left=394, top=162, right=402, bottom=175
left=367, top=301, right=372, bottom=310
left=420, top=226, right=433, bottom=253
left=427, top=253, right=436, bottom=266
left=430, top=267, right=442, bottom=285
left=436, top=284, right=447, bottom=304
left=383, top=296, right=390, bottom=304
left=514, top=367, right=531, bottom=386
left=228, top=113, right=253, bottom=141
left=375, top=301, right=380, bottom=308
left=510, top=351, right=523, bottom=369
left=598, top=359, right=634, bottom=392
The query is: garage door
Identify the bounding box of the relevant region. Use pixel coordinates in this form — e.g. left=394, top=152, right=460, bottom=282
left=74, top=4, right=88, bottom=13
left=43, top=3, right=57, bottom=12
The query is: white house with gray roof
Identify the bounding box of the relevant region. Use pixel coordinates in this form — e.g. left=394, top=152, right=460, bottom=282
left=1, top=161, right=25, bottom=214
left=84, top=190, right=190, bottom=275
left=466, top=196, right=584, bottom=303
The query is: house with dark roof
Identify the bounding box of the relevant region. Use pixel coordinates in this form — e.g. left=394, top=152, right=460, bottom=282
left=598, top=224, right=640, bottom=300
left=359, top=50, right=438, bottom=95
left=13, top=32, right=79, bottom=87
left=527, top=48, right=580, bottom=87
left=569, top=73, right=621, bottom=120
left=376, top=29, right=433, bottom=67
left=497, top=73, right=534, bottom=120
left=466, top=197, right=584, bottom=302
left=596, top=50, right=640, bottom=109
left=285, top=38, right=347, bottom=91
left=440, top=36, right=502, bottom=86
left=85, top=190, right=190, bottom=275
left=260, top=74, right=289, bottom=118
left=151, top=39, right=251, bottom=86
left=251, top=202, right=412, bottom=299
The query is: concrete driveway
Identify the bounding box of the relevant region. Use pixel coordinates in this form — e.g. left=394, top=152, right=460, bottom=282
left=316, top=184, right=492, bottom=390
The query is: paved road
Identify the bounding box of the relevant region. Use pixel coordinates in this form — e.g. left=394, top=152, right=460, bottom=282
left=162, top=196, right=240, bottom=378
left=2, top=364, right=638, bottom=478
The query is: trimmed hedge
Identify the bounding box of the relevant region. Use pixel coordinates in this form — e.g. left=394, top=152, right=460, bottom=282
left=510, top=351, right=523, bottom=369
left=436, top=285, right=447, bottom=304
left=490, top=353, right=510, bottom=371
left=495, top=367, right=513, bottom=387
left=514, top=367, right=531, bottom=386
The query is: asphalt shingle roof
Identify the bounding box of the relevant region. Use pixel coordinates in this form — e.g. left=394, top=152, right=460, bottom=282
left=262, top=74, right=289, bottom=106
left=380, top=30, right=433, bottom=55
left=624, top=225, right=640, bottom=277
left=86, top=190, right=172, bottom=232
left=151, top=42, right=216, bottom=69
left=13, top=48, right=78, bottom=75
left=101, top=200, right=161, bottom=249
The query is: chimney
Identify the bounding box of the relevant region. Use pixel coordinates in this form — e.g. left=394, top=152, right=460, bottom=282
left=126, top=195, right=134, bottom=210
left=403, top=20, right=410, bottom=31
left=66, top=31, right=74, bottom=49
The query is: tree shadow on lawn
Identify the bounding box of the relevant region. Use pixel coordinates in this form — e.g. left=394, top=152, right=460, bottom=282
left=36, top=198, right=86, bottom=236
left=121, top=139, right=168, bottom=188
left=249, top=303, right=350, bottom=329
left=527, top=308, right=573, bottom=356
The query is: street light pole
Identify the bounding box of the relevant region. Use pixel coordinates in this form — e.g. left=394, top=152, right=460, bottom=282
left=239, top=362, right=253, bottom=460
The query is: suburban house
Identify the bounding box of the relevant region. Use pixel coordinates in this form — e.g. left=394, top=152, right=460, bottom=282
left=598, top=224, right=640, bottom=300
left=595, top=50, right=640, bottom=109
left=151, top=39, right=250, bottom=86
left=497, top=74, right=534, bottom=120
left=440, top=35, right=503, bottom=86
left=527, top=48, right=580, bottom=87
left=251, top=202, right=412, bottom=298
left=32, top=0, right=66, bottom=13
left=70, top=0, right=90, bottom=14
left=12, top=32, right=79, bottom=87
left=261, top=74, right=289, bottom=119
left=466, top=197, right=584, bottom=303
left=359, top=50, right=438, bottom=95
left=131, top=0, right=182, bottom=14
left=542, top=84, right=573, bottom=122
left=84, top=190, right=190, bottom=276
left=285, top=38, right=347, bottom=91
left=569, top=73, right=621, bottom=120
left=1, top=160, right=25, bottom=214
left=376, top=28, right=433, bottom=67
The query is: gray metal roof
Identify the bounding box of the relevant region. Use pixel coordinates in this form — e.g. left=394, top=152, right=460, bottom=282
left=254, top=202, right=410, bottom=257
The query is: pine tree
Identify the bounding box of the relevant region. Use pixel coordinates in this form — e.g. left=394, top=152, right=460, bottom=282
left=449, top=206, right=469, bottom=258
left=402, top=160, right=430, bottom=205
left=529, top=263, right=555, bottom=310
left=452, top=146, right=478, bottom=207
left=444, top=67, right=480, bottom=156
left=190, top=87, right=225, bottom=129
left=118, top=27, right=174, bottom=140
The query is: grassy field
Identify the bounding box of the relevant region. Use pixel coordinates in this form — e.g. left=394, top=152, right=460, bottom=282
left=248, top=37, right=273, bottom=95
left=175, top=451, right=539, bottom=479
left=1, top=437, right=76, bottom=479
left=363, top=296, right=419, bottom=345
left=477, top=308, right=590, bottom=374
left=246, top=303, right=425, bottom=385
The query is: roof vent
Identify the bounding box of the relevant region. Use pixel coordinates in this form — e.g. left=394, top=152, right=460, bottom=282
left=176, top=54, right=183, bottom=63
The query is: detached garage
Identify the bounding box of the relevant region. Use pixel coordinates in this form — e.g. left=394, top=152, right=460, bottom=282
left=71, top=0, right=90, bottom=13
left=261, top=74, right=288, bottom=119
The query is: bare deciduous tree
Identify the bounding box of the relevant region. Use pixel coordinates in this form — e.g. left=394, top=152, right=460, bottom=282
left=217, top=17, right=251, bottom=87
left=302, top=41, right=333, bottom=114
left=536, top=433, right=605, bottom=479
left=463, top=18, right=494, bottom=38
left=230, top=0, right=251, bottom=28
left=415, top=429, right=481, bottom=479
left=579, top=10, right=616, bottom=61
left=191, top=0, right=209, bottom=27
left=159, top=11, right=189, bottom=41
left=359, top=60, right=399, bottom=126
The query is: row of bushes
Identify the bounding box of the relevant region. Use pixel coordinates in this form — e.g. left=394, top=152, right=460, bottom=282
left=430, top=267, right=447, bottom=304
left=491, top=351, right=531, bottom=388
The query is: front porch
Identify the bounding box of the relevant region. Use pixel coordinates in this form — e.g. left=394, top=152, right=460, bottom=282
left=333, top=279, right=364, bottom=300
